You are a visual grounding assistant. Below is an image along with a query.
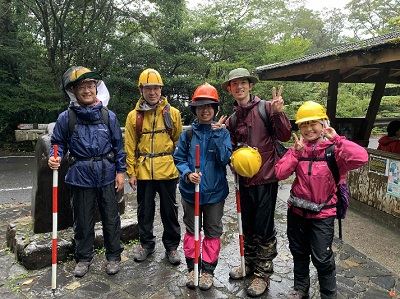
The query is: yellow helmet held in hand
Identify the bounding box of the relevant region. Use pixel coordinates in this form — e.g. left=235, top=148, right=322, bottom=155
left=138, top=68, right=164, bottom=88
left=295, top=101, right=328, bottom=124
left=231, top=147, right=262, bottom=178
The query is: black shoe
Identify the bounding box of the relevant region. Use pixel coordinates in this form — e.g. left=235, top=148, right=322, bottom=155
left=287, top=288, right=310, bottom=299
left=134, top=246, right=155, bottom=262
left=166, top=250, right=181, bottom=265
left=105, top=261, right=120, bottom=275
left=73, top=261, right=91, bottom=277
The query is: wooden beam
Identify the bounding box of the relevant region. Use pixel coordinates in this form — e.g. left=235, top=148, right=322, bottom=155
left=359, top=66, right=390, bottom=144
left=341, top=68, right=363, bottom=80
left=257, top=48, right=400, bottom=81
left=326, top=70, right=340, bottom=127
left=361, top=69, right=380, bottom=80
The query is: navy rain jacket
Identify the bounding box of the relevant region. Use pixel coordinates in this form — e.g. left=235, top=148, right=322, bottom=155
left=50, top=101, right=126, bottom=188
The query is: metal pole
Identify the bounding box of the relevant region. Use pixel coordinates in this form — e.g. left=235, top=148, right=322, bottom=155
left=194, top=145, right=200, bottom=286
left=51, top=145, right=58, bottom=293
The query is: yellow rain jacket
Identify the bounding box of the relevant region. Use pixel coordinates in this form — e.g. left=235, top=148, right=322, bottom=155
left=125, top=97, right=182, bottom=180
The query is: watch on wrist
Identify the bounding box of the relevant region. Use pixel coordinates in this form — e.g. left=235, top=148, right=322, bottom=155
left=184, top=172, right=192, bottom=183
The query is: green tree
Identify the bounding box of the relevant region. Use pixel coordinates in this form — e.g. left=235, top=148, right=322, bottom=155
left=346, top=0, right=400, bottom=37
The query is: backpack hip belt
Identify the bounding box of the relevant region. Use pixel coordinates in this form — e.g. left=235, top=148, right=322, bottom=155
left=68, top=151, right=115, bottom=181
left=137, top=152, right=173, bottom=158
left=288, top=191, right=335, bottom=214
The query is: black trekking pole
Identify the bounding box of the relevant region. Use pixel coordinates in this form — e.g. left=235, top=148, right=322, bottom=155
left=338, top=197, right=343, bottom=240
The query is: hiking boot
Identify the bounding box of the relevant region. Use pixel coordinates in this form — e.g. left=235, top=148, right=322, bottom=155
left=166, top=250, right=181, bottom=265
left=73, top=261, right=91, bottom=277
left=105, top=261, right=120, bottom=275
left=246, top=277, right=269, bottom=297
left=186, top=270, right=195, bottom=289
left=198, top=272, right=214, bottom=291
left=134, top=246, right=155, bottom=262
left=229, top=265, right=253, bottom=280
left=287, top=288, right=310, bottom=299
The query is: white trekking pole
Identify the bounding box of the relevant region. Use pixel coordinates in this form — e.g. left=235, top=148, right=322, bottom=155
left=235, top=173, right=246, bottom=277
left=194, top=145, right=200, bottom=286
left=51, top=145, right=58, bottom=293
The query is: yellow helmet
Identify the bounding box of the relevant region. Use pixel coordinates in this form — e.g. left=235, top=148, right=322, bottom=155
left=138, top=68, right=164, bottom=88
left=63, top=66, right=101, bottom=90
left=295, top=101, right=328, bottom=124
left=231, top=147, right=262, bottom=178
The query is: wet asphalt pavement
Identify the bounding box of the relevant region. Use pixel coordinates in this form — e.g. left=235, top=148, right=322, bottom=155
left=0, top=174, right=399, bottom=298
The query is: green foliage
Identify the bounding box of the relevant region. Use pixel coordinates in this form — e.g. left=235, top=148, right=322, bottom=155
left=0, top=0, right=398, bottom=146
left=346, top=0, right=400, bottom=37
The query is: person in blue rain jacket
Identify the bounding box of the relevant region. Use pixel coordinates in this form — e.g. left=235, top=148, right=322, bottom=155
left=174, top=83, right=232, bottom=291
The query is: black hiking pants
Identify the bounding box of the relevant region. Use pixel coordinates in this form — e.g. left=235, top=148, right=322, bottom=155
left=137, top=179, right=181, bottom=251
left=71, top=183, right=123, bottom=263
left=240, top=182, right=278, bottom=279
left=287, top=208, right=337, bottom=298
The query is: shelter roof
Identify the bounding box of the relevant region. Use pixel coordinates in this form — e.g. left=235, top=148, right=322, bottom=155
left=255, top=31, right=400, bottom=84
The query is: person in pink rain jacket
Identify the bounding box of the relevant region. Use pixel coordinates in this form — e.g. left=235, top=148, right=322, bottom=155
left=275, top=101, right=368, bottom=299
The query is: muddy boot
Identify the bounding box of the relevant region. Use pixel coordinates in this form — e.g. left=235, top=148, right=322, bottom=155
left=246, top=276, right=270, bottom=297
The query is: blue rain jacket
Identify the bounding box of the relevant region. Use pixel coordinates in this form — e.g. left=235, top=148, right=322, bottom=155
left=174, top=121, right=232, bottom=204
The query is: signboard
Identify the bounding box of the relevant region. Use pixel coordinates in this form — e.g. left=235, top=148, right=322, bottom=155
left=387, top=159, right=400, bottom=198
left=369, top=155, right=388, bottom=175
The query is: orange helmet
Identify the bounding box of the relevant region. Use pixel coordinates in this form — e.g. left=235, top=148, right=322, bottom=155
left=191, top=82, right=219, bottom=103
left=189, top=82, right=219, bottom=115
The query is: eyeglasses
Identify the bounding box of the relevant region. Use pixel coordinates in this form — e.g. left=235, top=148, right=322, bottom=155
left=299, top=121, right=321, bottom=129
left=196, top=104, right=213, bottom=110
left=76, top=83, right=96, bottom=91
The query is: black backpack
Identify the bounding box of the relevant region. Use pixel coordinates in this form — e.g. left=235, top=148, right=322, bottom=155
left=299, top=144, right=350, bottom=239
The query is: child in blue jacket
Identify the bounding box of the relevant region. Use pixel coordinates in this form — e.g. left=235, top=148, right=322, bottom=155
left=174, top=83, right=232, bottom=291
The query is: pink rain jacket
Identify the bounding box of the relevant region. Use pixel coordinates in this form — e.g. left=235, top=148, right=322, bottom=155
left=275, top=134, right=368, bottom=219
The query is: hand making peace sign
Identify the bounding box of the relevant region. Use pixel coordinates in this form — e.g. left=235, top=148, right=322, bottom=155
left=271, top=86, right=284, bottom=113
left=322, top=119, right=337, bottom=140
left=211, top=115, right=227, bottom=130
left=292, top=132, right=305, bottom=152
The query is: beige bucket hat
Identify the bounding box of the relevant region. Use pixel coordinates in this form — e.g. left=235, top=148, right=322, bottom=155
left=221, top=68, right=258, bottom=91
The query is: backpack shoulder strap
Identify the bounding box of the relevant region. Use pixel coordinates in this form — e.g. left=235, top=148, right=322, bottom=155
left=228, top=98, right=271, bottom=133
left=101, top=106, right=109, bottom=127
left=136, top=110, right=144, bottom=139
left=162, top=104, right=173, bottom=136
left=185, top=125, right=193, bottom=150
left=325, top=144, right=340, bottom=185
left=136, top=104, right=173, bottom=140
left=68, top=108, right=77, bottom=143
left=228, top=111, right=237, bottom=130
left=257, top=99, right=273, bottom=136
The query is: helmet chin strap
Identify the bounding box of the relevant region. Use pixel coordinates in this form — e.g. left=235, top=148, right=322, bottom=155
left=309, top=135, right=325, bottom=143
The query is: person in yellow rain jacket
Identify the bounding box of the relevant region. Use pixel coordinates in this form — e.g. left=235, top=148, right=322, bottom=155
left=125, top=68, right=183, bottom=265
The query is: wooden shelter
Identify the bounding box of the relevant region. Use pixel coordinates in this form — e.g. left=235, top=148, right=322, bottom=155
left=254, top=31, right=400, bottom=146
